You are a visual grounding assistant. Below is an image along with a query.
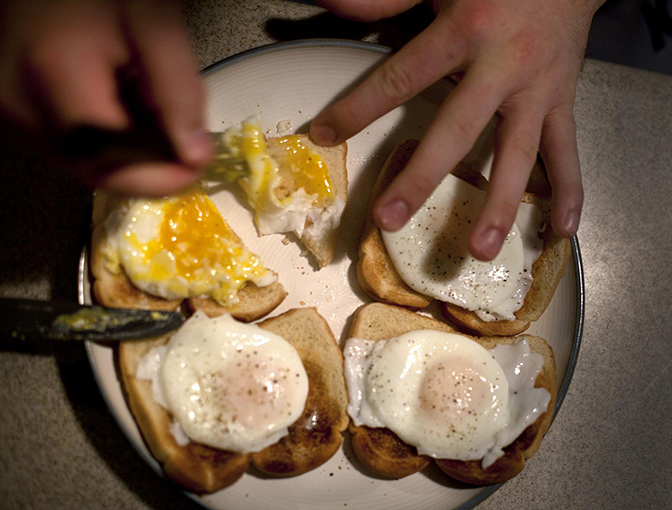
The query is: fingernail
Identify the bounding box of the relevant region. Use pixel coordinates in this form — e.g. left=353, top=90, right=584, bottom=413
left=178, top=129, right=213, bottom=167
left=311, top=124, right=337, bottom=146
left=378, top=200, right=409, bottom=231
left=562, top=210, right=580, bottom=237
left=476, top=227, right=505, bottom=260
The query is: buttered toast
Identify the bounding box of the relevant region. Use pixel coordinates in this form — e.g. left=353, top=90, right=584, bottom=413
left=346, top=303, right=557, bottom=485
left=357, top=140, right=571, bottom=336
left=119, top=307, right=349, bottom=493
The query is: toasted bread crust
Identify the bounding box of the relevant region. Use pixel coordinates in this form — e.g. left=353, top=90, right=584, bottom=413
left=91, top=225, right=183, bottom=312
left=358, top=140, right=431, bottom=309
left=358, top=140, right=570, bottom=336
left=267, top=135, right=348, bottom=269
left=351, top=425, right=430, bottom=478
left=188, top=280, right=287, bottom=322
left=119, top=308, right=348, bottom=493
left=90, top=193, right=286, bottom=321
left=251, top=308, right=349, bottom=476
left=346, top=303, right=557, bottom=484
left=119, top=337, right=250, bottom=494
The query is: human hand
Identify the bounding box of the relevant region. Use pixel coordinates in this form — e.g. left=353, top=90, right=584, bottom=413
left=311, top=0, right=603, bottom=260
left=0, top=0, right=210, bottom=196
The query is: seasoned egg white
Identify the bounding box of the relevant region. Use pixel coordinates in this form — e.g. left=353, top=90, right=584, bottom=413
left=382, top=174, right=543, bottom=321
left=344, top=330, right=550, bottom=467
left=137, top=311, right=309, bottom=453
left=102, top=188, right=276, bottom=307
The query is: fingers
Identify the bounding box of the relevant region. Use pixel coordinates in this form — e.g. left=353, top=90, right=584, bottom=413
left=373, top=67, right=508, bottom=231
left=80, top=162, right=203, bottom=197
left=469, top=102, right=544, bottom=260
left=311, top=17, right=465, bottom=146
left=539, top=104, right=584, bottom=237
left=316, top=0, right=421, bottom=22
left=124, top=0, right=211, bottom=170
left=24, top=2, right=130, bottom=130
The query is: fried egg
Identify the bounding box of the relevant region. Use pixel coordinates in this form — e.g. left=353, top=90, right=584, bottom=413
left=219, top=117, right=345, bottom=239
left=382, top=174, right=543, bottom=321
left=344, top=330, right=550, bottom=467
left=136, top=311, right=309, bottom=453
left=102, top=187, right=276, bottom=307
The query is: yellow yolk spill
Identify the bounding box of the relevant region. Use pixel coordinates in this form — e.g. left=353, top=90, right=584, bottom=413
left=237, top=124, right=278, bottom=211
left=273, top=135, right=333, bottom=205
left=226, top=118, right=334, bottom=211
left=125, top=188, right=269, bottom=306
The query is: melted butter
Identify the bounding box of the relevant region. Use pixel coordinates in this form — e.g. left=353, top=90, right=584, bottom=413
left=53, top=307, right=120, bottom=331
left=272, top=136, right=333, bottom=205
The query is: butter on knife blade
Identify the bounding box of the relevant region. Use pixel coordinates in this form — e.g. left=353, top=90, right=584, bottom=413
left=0, top=298, right=184, bottom=342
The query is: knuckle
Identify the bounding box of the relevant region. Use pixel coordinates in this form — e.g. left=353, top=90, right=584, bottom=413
left=511, top=136, right=540, bottom=167
left=461, top=2, right=497, bottom=38
left=404, top=172, right=438, bottom=204
left=488, top=209, right=516, bottom=235
left=451, top=117, right=480, bottom=145
left=377, top=62, right=416, bottom=105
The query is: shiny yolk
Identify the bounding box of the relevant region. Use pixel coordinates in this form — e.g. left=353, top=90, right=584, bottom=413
left=129, top=189, right=266, bottom=293
left=235, top=122, right=278, bottom=210
left=274, top=135, right=333, bottom=204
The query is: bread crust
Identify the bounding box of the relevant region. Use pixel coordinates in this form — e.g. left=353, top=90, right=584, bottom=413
left=346, top=303, right=557, bottom=484
left=267, top=135, right=348, bottom=269
left=357, top=140, right=570, bottom=336
left=119, top=307, right=349, bottom=493
left=90, top=192, right=286, bottom=321
left=250, top=308, right=349, bottom=476
left=119, top=337, right=250, bottom=494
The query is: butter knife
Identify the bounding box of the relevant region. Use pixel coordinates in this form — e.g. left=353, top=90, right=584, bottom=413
left=0, top=298, right=184, bottom=342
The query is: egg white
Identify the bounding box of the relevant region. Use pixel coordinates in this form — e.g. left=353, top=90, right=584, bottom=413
left=382, top=174, right=543, bottom=321
left=102, top=190, right=276, bottom=307
left=136, top=311, right=309, bottom=454
left=344, top=330, right=550, bottom=467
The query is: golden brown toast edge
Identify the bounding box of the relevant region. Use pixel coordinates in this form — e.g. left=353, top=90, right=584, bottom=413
left=346, top=303, right=455, bottom=478
left=346, top=303, right=557, bottom=484
left=119, top=307, right=349, bottom=492
left=118, top=337, right=250, bottom=494
left=250, top=307, right=349, bottom=476
left=357, top=140, right=431, bottom=309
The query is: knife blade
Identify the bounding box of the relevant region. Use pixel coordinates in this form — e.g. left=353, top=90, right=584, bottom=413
left=0, top=298, right=184, bottom=342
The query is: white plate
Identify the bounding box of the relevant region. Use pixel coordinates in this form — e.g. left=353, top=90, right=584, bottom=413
left=82, top=40, right=584, bottom=510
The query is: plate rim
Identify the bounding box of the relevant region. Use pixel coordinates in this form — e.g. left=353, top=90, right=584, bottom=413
left=81, top=38, right=585, bottom=510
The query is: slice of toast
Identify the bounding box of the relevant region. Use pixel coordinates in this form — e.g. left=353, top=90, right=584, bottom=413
left=90, top=191, right=286, bottom=322
left=267, top=135, right=348, bottom=269
left=119, top=307, right=349, bottom=493
left=249, top=307, right=349, bottom=476
left=357, top=140, right=571, bottom=336
left=346, top=302, right=557, bottom=484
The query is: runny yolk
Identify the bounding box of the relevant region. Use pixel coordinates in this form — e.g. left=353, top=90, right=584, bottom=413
left=274, top=135, right=333, bottom=204
left=139, top=189, right=262, bottom=282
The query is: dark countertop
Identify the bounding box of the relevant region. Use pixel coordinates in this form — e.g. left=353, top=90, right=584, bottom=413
left=1, top=1, right=671, bottom=508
